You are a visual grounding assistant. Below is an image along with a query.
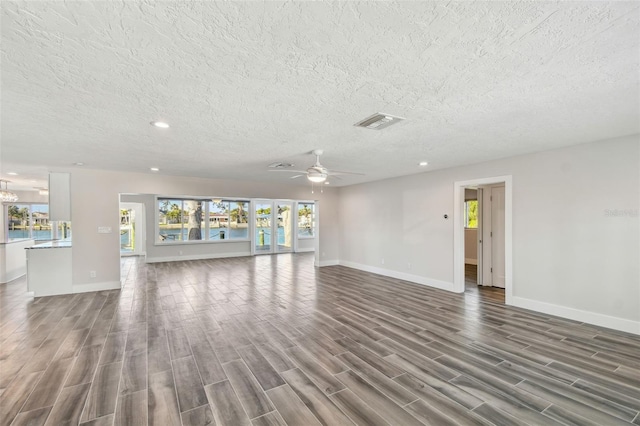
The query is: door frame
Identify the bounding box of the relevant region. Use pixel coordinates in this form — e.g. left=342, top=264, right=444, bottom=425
left=453, top=175, right=512, bottom=304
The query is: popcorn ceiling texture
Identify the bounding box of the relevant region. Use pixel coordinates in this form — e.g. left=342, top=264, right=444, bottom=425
left=1, top=1, right=638, bottom=186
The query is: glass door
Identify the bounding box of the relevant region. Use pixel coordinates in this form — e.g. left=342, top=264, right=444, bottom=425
left=255, top=201, right=273, bottom=254
left=253, top=200, right=294, bottom=254
left=275, top=201, right=294, bottom=253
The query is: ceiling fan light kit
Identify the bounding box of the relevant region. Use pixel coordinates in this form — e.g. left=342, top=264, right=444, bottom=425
left=267, top=148, right=363, bottom=187
left=307, top=171, right=327, bottom=183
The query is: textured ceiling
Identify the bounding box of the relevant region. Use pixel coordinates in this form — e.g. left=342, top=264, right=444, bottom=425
left=1, top=1, right=639, bottom=190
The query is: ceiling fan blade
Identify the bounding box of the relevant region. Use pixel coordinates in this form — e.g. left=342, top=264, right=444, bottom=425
left=327, top=170, right=365, bottom=176
left=290, top=175, right=304, bottom=179
left=268, top=169, right=308, bottom=173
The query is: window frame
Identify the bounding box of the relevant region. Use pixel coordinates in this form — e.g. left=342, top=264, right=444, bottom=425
left=464, top=199, right=478, bottom=229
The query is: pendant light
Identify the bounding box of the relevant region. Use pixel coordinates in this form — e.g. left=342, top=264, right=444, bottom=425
left=0, top=180, right=18, bottom=202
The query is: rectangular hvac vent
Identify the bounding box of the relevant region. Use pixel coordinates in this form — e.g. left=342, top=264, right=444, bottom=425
left=354, top=113, right=405, bottom=130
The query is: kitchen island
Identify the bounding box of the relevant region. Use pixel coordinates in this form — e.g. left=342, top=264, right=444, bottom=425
left=26, top=240, right=72, bottom=297
left=0, top=238, right=35, bottom=283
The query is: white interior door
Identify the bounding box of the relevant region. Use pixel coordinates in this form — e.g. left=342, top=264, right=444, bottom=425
left=491, top=186, right=506, bottom=288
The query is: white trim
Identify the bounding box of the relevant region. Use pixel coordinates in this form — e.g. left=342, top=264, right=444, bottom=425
left=339, top=260, right=454, bottom=292
left=1, top=270, right=26, bottom=284
left=511, top=296, right=640, bottom=336
left=296, top=247, right=315, bottom=253
left=145, top=251, right=251, bottom=263
left=464, top=258, right=478, bottom=265
left=316, top=259, right=339, bottom=267
left=72, top=280, right=121, bottom=293
left=454, top=175, right=513, bottom=305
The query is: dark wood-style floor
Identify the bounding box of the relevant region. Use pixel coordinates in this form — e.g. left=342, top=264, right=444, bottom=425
left=1, top=253, right=639, bottom=426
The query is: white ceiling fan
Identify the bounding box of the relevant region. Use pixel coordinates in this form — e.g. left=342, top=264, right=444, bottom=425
left=269, top=149, right=363, bottom=183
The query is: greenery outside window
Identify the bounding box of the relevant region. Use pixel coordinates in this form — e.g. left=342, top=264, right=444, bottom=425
left=157, top=198, right=249, bottom=243
left=465, top=200, right=478, bottom=229
left=297, top=203, right=315, bottom=238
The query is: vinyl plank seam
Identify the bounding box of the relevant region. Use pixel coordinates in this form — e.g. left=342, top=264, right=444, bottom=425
left=401, top=398, right=420, bottom=407
left=2, top=371, right=44, bottom=426
left=264, top=382, right=325, bottom=426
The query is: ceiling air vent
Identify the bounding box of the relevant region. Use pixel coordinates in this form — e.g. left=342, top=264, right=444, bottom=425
left=268, top=162, right=294, bottom=169
left=354, top=113, right=405, bottom=130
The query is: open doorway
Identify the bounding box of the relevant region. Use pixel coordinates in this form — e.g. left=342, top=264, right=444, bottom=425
left=462, top=188, right=480, bottom=288
left=454, top=176, right=512, bottom=305
left=119, top=202, right=145, bottom=257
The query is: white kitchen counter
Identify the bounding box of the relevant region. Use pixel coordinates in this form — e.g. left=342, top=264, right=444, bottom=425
left=26, top=241, right=72, bottom=297
left=0, top=239, right=35, bottom=283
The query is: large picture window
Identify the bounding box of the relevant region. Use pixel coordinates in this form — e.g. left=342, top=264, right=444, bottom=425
left=158, top=198, right=248, bottom=243
left=5, top=203, right=51, bottom=241
left=297, top=203, right=315, bottom=238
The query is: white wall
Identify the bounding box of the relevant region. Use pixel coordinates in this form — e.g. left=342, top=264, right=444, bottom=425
left=69, top=170, right=339, bottom=291
left=464, top=229, right=477, bottom=264
left=338, top=135, right=640, bottom=333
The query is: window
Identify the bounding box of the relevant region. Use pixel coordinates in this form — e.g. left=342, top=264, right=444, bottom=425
left=158, top=197, right=248, bottom=243
left=208, top=200, right=249, bottom=240
left=6, top=203, right=51, bottom=241
left=297, top=203, right=315, bottom=237
left=465, top=200, right=478, bottom=229
left=158, top=199, right=186, bottom=241
left=230, top=201, right=249, bottom=239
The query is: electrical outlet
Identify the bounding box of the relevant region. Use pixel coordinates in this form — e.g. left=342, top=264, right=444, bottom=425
left=381, top=258, right=385, bottom=265
left=90, top=271, right=96, bottom=278
left=407, top=262, right=411, bottom=270
left=179, top=250, right=183, bottom=255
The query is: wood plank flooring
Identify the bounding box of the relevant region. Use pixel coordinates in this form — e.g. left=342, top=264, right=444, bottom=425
left=1, top=253, right=639, bottom=425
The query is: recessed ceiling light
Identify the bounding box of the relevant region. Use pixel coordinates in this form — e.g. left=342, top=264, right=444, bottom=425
left=324, top=182, right=330, bottom=185
left=74, top=162, right=84, bottom=166
left=7, top=172, right=17, bottom=175
left=150, top=167, right=160, bottom=172
left=151, top=121, right=170, bottom=129
left=419, top=161, right=428, bottom=166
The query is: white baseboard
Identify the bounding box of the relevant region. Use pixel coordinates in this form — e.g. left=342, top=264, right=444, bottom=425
left=296, top=248, right=315, bottom=253
left=146, top=252, right=251, bottom=264
left=338, top=260, right=454, bottom=292
left=465, top=258, right=478, bottom=265
left=316, top=259, right=339, bottom=267
left=1, top=270, right=26, bottom=284
left=511, top=296, right=640, bottom=336
left=73, top=280, right=121, bottom=293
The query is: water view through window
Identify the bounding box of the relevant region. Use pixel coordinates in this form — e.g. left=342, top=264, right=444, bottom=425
left=7, top=204, right=51, bottom=240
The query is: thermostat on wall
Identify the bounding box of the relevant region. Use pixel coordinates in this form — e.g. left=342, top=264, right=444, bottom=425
left=97, top=226, right=112, bottom=234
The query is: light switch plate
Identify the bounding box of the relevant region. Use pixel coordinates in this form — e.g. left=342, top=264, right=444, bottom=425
left=97, top=226, right=112, bottom=234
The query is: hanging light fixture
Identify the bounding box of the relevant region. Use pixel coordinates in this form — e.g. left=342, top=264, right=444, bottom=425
left=0, top=180, right=18, bottom=202
left=306, top=168, right=327, bottom=183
